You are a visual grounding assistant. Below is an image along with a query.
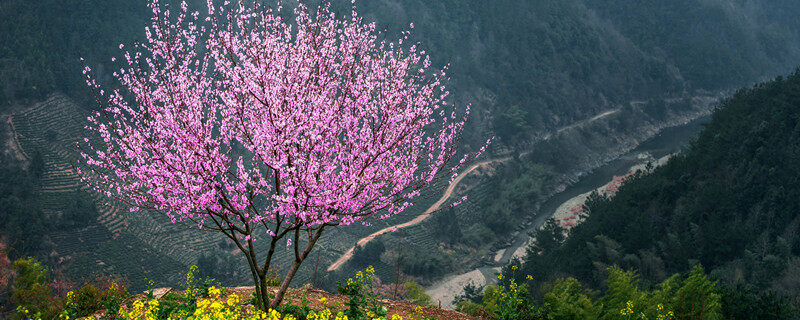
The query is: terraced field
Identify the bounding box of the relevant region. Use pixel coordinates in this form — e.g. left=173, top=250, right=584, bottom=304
left=5, top=93, right=414, bottom=290
left=7, top=93, right=498, bottom=291
left=9, top=94, right=234, bottom=290
left=12, top=95, right=84, bottom=218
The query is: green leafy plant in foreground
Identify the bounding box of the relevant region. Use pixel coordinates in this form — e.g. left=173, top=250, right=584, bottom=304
left=336, top=266, right=387, bottom=320
left=482, top=266, right=541, bottom=320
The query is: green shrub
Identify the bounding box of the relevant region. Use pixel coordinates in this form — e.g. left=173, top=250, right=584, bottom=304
left=542, top=277, right=600, bottom=320
left=336, top=266, right=387, bottom=320
left=482, top=267, right=541, bottom=320
left=11, top=257, right=62, bottom=320
left=352, top=240, right=386, bottom=267
left=402, top=281, right=434, bottom=307
left=62, top=277, right=128, bottom=319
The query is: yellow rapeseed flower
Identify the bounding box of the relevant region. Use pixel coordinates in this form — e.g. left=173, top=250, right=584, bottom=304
left=620, top=300, right=634, bottom=317
left=227, top=293, right=241, bottom=306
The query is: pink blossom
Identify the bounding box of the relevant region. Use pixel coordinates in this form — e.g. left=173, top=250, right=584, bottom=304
left=78, top=0, right=488, bottom=309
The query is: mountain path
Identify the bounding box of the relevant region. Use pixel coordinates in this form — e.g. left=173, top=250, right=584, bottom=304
left=327, top=156, right=511, bottom=271
left=328, top=106, right=627, bottom=271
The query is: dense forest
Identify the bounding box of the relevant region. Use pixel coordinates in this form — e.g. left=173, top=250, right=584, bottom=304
left=4, top=0, right=800, bottom=140
left=511, top=70, right=800, bottom=318
left=0, top=0, right=149, bottom=109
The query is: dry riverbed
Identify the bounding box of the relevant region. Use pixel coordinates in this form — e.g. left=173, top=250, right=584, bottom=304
left=429, top=153, right=675, bottom=309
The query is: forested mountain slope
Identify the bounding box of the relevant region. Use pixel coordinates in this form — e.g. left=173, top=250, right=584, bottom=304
left=520, top=70, right=800, bottom=306
left=0, top=0, right=148, bottom=109
left=354, top=0, right=800, bottom=145
left=4, top=0, right=800, bottom=142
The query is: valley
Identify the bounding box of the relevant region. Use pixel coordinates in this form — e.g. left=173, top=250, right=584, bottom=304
left=427, top=113, right=712, bottom=308
left=3, top=0, right=800, bottom=318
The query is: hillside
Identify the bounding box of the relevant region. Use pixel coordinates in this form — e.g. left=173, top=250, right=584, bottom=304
left=3, top=0, right=800, bottom=295
left=308, top=0, right=800, bottom=293
left=516, top=70, right=800, bottom=316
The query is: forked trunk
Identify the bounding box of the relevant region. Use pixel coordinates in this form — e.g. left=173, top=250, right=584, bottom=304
left=268, top=226, right=326, bottom=309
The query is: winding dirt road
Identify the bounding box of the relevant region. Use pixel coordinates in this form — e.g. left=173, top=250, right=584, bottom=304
left=327, top=106, right=628, bottom=271
left=327, top=156, right=511, bottom=271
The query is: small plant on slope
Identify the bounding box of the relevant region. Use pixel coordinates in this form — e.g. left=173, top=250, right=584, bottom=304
left=336, top=266, right=387, bottom=320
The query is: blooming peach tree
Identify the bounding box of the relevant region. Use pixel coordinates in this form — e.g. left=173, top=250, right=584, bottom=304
left=79, top=0, right=488, bottom=309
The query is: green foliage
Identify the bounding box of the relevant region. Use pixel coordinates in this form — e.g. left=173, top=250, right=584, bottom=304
left=0, top=164, right=45, bottom=255
left=541, top=277, right=599, bottom=320
left=431, top=208, right=463, bottom=243
left=495, top=105, right=534, bottom=144
left=12, top=257, right=128, bottom=320
left=11, top=258, right=48, bottom=290
left=519, top=70, right=800, bottom=312
left=0, top=151, right=98, bottom=257
left=279, top=297, right=313, bottom=319
left=599, top=266, right=682, bottom=320
left=458, top=265, right=728, bottom=320
left=481, top=162, right=555, bottom=234
left=276, top=288, right=314, bottom=320
left=335, top=266, right=387, bottom=320
left=601, top=267, right=645, bottom=319
left=720, top=283, right=800, bottom=320
left=132, top=265, right=237, bottom=320
left=28, top=152, right=44, bottom=179
left=482, top=268, right=541, bottom=320
left=528, top=219, right=566, bottom=256
left=400, top=248, right=454, bottom=279
left=11, top=258, right=62, bottom=320
left=453, top=300, right=487, bottom=319
left=352, top=240, right=386, bottom=268
left=402, top=281, right=434, bottom=307
left=586, top=1, right=800, bottom=90
left=671, top=265, right=721, bottom=320
left=61, top=190, right=100, bottom=229
left=61, top=278, right=129, bottom=320
left=453, top=282, right=490, bottom=317
left=453, top=282, right=484, bottom=306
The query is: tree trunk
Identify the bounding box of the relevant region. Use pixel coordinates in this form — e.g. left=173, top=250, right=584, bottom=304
left=256, top=270, right=269, bottom=311
left=268, top=226, right=325, bottom=309
left=250, top=266, right=266, bottom=311
left=269, top=257, right=304, bottom=309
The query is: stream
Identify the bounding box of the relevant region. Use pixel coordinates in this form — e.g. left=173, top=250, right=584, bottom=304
left=427, top=114, right=712, bottom=309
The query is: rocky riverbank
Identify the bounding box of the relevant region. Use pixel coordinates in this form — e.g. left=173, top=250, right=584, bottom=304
left=426, top=96, right=719, bottom=309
